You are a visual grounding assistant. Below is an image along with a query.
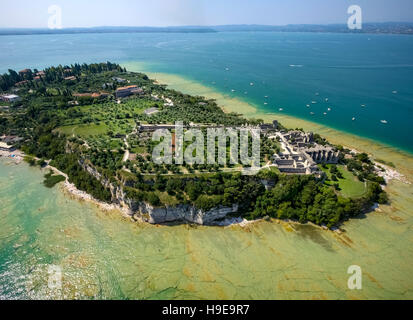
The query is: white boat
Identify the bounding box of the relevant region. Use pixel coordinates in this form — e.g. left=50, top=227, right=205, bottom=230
left=250, top=82, right=254, bottom=86
left=315, top=93, right=319, bottom=96
left=323, top=112, right=327, bottom=115
left=279, top=108, right=283, bottom=111
left=310, top=112, right=315, bottom=115
left=392, top=91, right=398, bottom=94
left=306, top=104, right=310, bottom=107
left=380, top=120, right=388, bottom=124
left=352, top=117, right=356, bottom=121
left=325, top=98, right=329, bottom=102
left=327, top=108, right=331, bottom=111
left=231, top=89, right=236, bottom=92
left=311, top=101, right=317, bottom=104
left=264, top=102, right=268, bottom=105
left=361, top=104, right=365, bottom=107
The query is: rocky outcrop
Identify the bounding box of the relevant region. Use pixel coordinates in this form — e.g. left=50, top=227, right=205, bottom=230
left=134, top=203, right=239, bottom=225
left=78, top=160, right=239, bottom=225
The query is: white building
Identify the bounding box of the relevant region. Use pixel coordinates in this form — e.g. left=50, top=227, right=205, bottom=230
left=0, top=94, right=21, bottom=103
left=0, top=142, right=14, bottom=151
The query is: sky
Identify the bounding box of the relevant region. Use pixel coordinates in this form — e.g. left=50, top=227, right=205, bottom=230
left=1, top=0, right=413, bottom=28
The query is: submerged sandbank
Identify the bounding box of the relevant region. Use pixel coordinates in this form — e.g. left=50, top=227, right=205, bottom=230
left=122, top=61, right=413, bottom=181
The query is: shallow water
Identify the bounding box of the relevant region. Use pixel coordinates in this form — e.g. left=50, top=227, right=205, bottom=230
left=1, top=31, right=413, bottom=300
left=1, top=158, right=412, bottom=299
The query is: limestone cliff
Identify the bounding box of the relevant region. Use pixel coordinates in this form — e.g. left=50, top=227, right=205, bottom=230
left=135, top=203, right=239, bottom=225
left=79, top=160, right=239, bottom=225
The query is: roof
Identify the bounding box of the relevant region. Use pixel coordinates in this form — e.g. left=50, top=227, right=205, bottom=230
left=73, top=93, right=93, bottom=97
left=0, top=142, right=12, bottom=149
left=73, top=92, right=108, bottom=98
left=19, top=69, right=31, bottom=74
left=2, top=94, right=19, bottom=99
left=3, top=136, right=22, bottom=143
left=116, top=85, right=138, bottom=91
left=15, top=80, right=28, bottom=86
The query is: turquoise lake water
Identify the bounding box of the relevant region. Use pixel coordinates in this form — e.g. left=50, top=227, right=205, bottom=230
left=1, top=32, right=413, bottom=300
left=0, top=32, right=412, bottom=152
left=1, top=158, right=413, bottom=300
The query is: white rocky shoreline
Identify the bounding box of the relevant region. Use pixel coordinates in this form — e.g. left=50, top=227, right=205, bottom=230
left=345, top=146, right=410, bottom=185
left=0, top=147, right=409, bottom=228
left=0, top=149, right=252, bottom=227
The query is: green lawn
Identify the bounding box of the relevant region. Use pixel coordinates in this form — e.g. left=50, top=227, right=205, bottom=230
left=58, top=123, right=109, bottom=137
left=156, top=191, right=180, bottom=206
left=320, top=164, right=367, bottom=198
left=131, top=146, right=146, bottom=154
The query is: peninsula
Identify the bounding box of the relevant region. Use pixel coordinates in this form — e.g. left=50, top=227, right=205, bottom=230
left=0, top=62, right=389, bottom=228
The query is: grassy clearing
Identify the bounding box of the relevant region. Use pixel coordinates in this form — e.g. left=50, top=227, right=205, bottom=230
left=58, top=123, right=109, bottom=137
left=43, top=171, right=66, bottom=188
left=131, top=146, right=146, bottom=154
left=320, top=164, right=367, bottom=198
left=156, top=191, right=180, bottom=206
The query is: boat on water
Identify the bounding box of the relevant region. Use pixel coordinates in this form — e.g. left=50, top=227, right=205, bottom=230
left=311, top=101, right=317, bottom=104
left=306, top=104, right=310, bottom=107
left=352, top=117, right=356, bottom=121
left=327, top=108, right=331, bottom=111
left=361, top=104, right=366, bottom=107
left=250, top=82, right=254, bottom=86
left=381, top=120, right=388, bottom=124
left=392, top=91, right=398, bottom=94
left=279, top=108, right=283, bottom=111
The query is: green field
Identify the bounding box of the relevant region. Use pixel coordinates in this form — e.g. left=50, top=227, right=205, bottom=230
left=320, top=164, right=367, bottom=198
left=58, top=122, right=109, bottom=137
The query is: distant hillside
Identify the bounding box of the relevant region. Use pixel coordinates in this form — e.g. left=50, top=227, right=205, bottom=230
left=1, top=22, right=413, bottom=36
left=0, top=26, right=218, bottom=36
left=211, top=22, right=413, bottom=34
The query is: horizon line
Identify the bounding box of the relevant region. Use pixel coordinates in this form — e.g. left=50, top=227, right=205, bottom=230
left=1, top=21, right=413, bottom=30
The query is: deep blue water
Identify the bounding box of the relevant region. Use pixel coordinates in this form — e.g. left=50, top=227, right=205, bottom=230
left=1, top=32, right=412, bottom=152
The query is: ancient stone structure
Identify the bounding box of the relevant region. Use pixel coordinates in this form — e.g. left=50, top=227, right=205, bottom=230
left=272, top=130, right=339, bottom=175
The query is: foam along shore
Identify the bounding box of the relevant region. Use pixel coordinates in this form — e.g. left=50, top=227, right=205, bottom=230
left=47, top=167, right=134, bottom=219
left=0, top=149, right=251, bottom=227
left=60, top=179, right=132, bottom=218
left=122, top=62, right=413, bottom=183
left=0, top=148, right=132, bottom=219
